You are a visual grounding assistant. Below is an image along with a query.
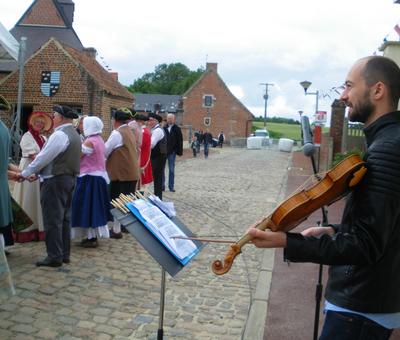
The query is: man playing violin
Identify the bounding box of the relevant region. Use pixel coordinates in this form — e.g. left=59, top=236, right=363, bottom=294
left=249, top=56, right=400, bottom=340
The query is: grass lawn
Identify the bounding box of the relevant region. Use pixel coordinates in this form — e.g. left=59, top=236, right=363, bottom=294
left=253, top=121, right=329, bottom=141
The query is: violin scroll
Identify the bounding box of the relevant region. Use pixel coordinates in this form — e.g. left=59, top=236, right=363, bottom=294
left=211, top=244, right=242, bottom=275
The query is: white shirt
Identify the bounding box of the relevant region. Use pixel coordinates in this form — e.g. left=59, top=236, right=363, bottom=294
left=21, top=123, right=72, bottom=179
left=150, top=124, right=165, bottom=149
left=104, top=124, right=127, bottom=158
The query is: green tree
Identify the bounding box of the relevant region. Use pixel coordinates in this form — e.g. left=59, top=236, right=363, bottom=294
left=127, top=63, right=204, bottom=95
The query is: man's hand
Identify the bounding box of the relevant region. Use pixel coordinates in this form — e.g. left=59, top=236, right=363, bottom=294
left=247, top=227, right=287, bottom=248
left=301, top=226, right=335, bottom=238
left=27, top=174, right=38, bottom=182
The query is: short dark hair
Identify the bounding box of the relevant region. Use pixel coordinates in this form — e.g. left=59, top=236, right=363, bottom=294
left=363, top=56, right=400, bottom=109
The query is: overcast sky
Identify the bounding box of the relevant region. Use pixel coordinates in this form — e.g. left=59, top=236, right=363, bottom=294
left=1, top=0, right=399, bottom=123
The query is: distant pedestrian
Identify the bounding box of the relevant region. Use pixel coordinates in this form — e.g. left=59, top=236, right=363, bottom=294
left=163, top=113, right=183, bottom=192
left=195, top=130, right=203, bottom=153
left=71, top=116, right=112, bottom=248
left=203, top=129, right=213, bottom=159
left=191, top=136, right=198, bottom=157
left=218, top=131, right=225, bottom=148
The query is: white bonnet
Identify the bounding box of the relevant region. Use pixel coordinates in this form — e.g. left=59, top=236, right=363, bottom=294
left=83, top=116, right=103, bottom=136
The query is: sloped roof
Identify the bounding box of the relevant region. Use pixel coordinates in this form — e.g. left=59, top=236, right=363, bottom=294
left=134, top=93, right=181, bottom=113
left=18, top=0, right=67, bottom=27
left=62, top=42, right=133, bottom=100
left=0, top=0, right=83, bottom=72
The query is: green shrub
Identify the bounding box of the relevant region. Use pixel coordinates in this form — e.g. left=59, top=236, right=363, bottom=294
left=332, top=148, right=364, bottom=167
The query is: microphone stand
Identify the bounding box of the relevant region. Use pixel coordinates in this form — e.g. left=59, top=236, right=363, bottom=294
left=300, top=115, right=328, bottom=340
left=309, top=153, right=328, bottom=340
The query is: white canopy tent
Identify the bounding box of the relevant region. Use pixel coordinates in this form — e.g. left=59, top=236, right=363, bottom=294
left=0, top=21, right=19, bottom=61
left=0, top=21, right=26, bottom=160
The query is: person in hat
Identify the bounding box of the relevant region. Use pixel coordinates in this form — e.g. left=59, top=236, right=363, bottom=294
left=147, top=112, right=167, bottom=199
left=21, top=105, right=81, bottom=267
left=12, top=112, right=53, bottom=242
left=71, top=116, right=112, bottom=248
left=105, top=107, right=140, bottom=239
left=135, top=114, right=153, bottom=190
left=127, top=108, right=143, bottom=156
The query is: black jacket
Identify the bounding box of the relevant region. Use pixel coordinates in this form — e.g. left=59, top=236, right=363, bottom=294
left=284, top=111, right=400, bottom=313
left=164, top=124, right=183, bottom=156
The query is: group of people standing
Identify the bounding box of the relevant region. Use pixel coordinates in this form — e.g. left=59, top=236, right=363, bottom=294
left=191, top=129, right=224, bottom=158
left=1, top=106, right=183, bottom=267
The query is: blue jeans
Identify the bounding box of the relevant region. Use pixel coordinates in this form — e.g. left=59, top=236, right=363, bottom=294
left=319, top=311, right=393, bottom=340
left=204, top=143, right=209, bottom=158
left=162, top=152, right=176, bottom=191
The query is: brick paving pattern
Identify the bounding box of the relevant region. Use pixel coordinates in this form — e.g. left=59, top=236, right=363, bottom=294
left=2, top=146, right=290, bottom=339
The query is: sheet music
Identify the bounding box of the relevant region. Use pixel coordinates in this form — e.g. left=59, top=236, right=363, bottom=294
left=148, top=195, right=176, bottom=217
left=131, top=199, right=197, bottom=260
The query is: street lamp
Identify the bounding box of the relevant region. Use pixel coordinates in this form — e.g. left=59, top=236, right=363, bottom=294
left=260, top=83, right=274, bottom=128
left=300, top=80, right=319, bottom=114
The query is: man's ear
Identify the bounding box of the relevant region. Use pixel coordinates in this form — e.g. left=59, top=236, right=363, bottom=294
left=372, top=81, right=385, bottom=100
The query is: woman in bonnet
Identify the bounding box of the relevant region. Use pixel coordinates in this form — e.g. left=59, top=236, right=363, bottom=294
left=71, top=116, right=112, bottom=247
left=12, top=111, right=53, bottom=242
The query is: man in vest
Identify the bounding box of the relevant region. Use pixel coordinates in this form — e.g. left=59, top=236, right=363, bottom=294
left=22, top=105, right=81, bottom=267
left=148, top=112, right=167, bottom=199
left=105, top=108, right=140, bottom=239
left=162, top=113, right=183, bottom=192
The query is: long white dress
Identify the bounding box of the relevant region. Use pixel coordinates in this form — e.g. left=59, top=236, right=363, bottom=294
left=12, top=131, right=46, bottom=242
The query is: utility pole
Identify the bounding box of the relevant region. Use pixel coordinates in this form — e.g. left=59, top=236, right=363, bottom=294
left=260, top=83, right=274, bottom=128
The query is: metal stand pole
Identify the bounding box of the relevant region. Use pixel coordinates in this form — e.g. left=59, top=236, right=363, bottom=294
left=157, top=268, right=166, bottom=340
left=310, top=154, right=328, bottom=340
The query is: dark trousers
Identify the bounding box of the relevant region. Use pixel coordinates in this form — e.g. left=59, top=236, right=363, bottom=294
left=110, top=180, right=137, bottom=200
left=151, top=155, right=166, bottom=199
left=41, top=175, right=76, bottom=262
left=319, top=311, right=393, bottom=340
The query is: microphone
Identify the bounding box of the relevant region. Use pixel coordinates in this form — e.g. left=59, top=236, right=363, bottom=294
left=301, top=115, right=316, bottom=157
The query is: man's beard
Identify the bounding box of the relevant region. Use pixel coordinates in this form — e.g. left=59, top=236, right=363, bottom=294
left=348, top=91, right=374, bottom=123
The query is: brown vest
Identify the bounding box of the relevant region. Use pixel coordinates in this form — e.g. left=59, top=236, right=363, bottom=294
left=106, top=126, right=139, bottom=181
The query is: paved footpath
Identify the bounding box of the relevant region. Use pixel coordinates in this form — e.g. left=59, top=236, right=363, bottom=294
left=2, top=146, right=291, bottom=339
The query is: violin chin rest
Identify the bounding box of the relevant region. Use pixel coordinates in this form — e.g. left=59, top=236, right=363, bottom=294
left=349, top=166, right=367, bottom=188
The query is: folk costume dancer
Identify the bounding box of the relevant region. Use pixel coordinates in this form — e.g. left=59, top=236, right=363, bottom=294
left=71, top=116, right=112, bottom=248
left=148, top=112, right=167, bottom=199
left=135, top=114, right=153, bottom=190
left=105, top=108, right=139, bottom=239
left=22, top=105, right=81, bottom=267
left=12, top=111, right=53, bottom=242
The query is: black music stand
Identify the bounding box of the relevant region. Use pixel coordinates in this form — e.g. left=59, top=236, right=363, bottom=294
left=111, top=208, right=204, bottom=339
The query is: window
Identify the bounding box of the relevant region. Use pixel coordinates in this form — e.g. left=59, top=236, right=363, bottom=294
left=203, top=95, right=214, bottom=108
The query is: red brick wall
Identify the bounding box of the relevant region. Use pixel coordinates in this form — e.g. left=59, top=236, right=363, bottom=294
left=0, top=40, right=131, bottom=136
left=329, top=99, right=346, bottom=156
left=182, top=64, right=253, bottom=141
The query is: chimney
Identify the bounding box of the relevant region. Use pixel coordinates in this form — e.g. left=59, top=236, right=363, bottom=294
left=83, top=47, right=97, bottom=59
left=57, top=0, right=75, bottom=27
left=109, top=72, right=118, bottom=81
left=206, top=62, right=218, bottom=73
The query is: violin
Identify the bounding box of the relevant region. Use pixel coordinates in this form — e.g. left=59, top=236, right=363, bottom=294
left=211, top=154, right=367, bottom=275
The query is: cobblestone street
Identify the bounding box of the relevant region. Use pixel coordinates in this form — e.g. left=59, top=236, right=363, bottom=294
left=2, top=147, right=291, bottom=339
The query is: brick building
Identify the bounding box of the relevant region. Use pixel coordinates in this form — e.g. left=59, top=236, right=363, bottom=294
left=182, top=62, right=253, bottom=141
left=0, top=0, right=133, bottom=135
